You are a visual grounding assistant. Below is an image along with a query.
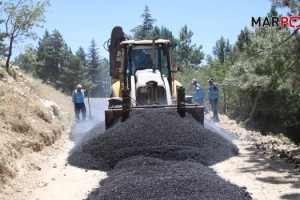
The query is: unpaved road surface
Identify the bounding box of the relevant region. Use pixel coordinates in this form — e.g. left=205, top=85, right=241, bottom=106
left=211, top=139, right=300, bottom=200
left=1, top=98, right=300, bottom=200
left=0, top=98, right=108, bottom=200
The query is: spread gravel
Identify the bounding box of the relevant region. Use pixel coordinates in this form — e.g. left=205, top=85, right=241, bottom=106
left=68, top=108, right=251, bottom=199
left=85, top=156, right=250, bottom=200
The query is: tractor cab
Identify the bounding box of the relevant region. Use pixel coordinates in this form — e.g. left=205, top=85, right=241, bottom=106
left=121, top=40, right=173, bottom=88
left=105, top=26, right=204, bottom=129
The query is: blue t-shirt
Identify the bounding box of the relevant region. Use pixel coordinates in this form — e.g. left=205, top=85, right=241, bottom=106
left=208, top=84, right=219, bottom=100
left=193, top=83, right=206, bottom=99
left=73, top=90, right=85, bottom=103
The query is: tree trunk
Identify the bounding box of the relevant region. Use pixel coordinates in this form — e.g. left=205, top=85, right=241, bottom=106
left=244, top=90, right=260, bottom=126
left=5, top=35, right=14, bottom=72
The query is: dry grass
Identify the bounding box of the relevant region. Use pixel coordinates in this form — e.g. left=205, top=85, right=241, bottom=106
left=0, top=69, right=75, bottom=183
left=0, top=67, right=7, bottom=79
left=0, top=153, right=7, bottom=174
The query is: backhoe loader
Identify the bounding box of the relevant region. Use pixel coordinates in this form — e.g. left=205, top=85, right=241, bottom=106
left=104, top=26, right=204, bottom=129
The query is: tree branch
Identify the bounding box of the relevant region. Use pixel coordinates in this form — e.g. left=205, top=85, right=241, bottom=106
left=256, top=28, right=299, bottom=54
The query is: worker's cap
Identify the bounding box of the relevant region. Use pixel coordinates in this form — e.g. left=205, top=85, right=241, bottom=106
left=77, top=84, right=82, bottom=89
left=207, top=78, right=214, bottom=82
left=191, top=78, right=197, bottom=83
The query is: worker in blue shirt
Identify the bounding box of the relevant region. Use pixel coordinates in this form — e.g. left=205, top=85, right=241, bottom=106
left=72, top=84, right=86, bottom=120
left=191, top=78, right=206, bottom=106
left=208, top=78, right=220, bottom=122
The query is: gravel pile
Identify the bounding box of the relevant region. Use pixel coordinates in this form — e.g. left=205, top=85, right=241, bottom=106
left=68, top=108, right=238, bottom=170
left=68, top=108, right=251, bottom=199
left=85, top=156, right=251, bottom=200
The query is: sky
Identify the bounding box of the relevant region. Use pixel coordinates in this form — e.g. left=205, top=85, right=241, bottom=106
left=15, top=0, right=289, bottom=60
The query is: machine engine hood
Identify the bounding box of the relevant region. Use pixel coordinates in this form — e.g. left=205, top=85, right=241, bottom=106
left=135, top=69, right=166, bottom=88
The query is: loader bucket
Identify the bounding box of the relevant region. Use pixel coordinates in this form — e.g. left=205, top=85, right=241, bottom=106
left=185, top=105, right=204, bottom=125
left=105, top=105, right=204, bottom=130
left=105, top=108, right=126, bottom=129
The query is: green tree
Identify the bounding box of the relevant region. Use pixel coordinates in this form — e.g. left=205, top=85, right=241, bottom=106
left=225, top=23, right=300, bottom=140
left=213, top=36, right=232, bottom=64
left=87, top=38, right=101, bottom=96
left=36, top=29, right=66, bottom=82
left=0, top=1, right=7, bottom=57
left=234, top=27, right=251, bottom=54
left=272, top=0, right=300, bottom=14
left=99, top=57, right=109, bottom=97
left=2, top=0, right=50, bottom=72
left=76, top=46, right=88, bottom=68
left=141, top=5, right=156, bottom=36
left=58, top=55, right=88, bottom=94
left=148, top=26, right=177, bottom=48
left=14, top=44, right=37, bottom=73
left=147, top=26, right=160, bottom=40
left=176, top=25, right=204, bottom=67
left=131, top=5, right=156, bottom=40
left=160, top=26, right=177, bottom=46
left=271, top=0, right=300, bottom=144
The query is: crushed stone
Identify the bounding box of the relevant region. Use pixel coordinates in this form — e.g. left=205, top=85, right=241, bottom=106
left=68, top=108, right=251, bottom=199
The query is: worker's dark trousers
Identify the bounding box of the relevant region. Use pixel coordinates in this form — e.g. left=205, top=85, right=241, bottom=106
left=74, top=103, right=86, bottom=120
left=210, top=99, right=219, bottom=121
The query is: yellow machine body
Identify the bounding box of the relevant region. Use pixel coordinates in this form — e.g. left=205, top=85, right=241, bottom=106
left=104, top=26, right=204, bottom=129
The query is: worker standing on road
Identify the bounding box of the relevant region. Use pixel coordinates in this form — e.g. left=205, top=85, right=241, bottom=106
left=191, top=78, right=206, bottom=106
left=72, top=84, right=86, bottom=121
left=207, top=78, right=220, bottom=122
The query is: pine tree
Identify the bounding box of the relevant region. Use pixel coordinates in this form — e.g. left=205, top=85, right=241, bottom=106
left=76, top=46, right=88, bottom=68
left=58, top=55, right=87, bottom=94
left=160, top=26, right=176, bottom=47
left=177, top=25, right=193, bottom=67
left=99, top=58, right=110, bottom=97
left=87, top=39, right=101, bottom=96
left=235, top=27, right=251, bottom=54
left=36, top=29, right=66, bottom=82
left=147, top=26, right=160, bottom=40
left=176, top=25, right=204, bottom=67
left=213, top=36, right=232, bottom=64
left=141, top=5, right=156, bottom=37
left=131, top=5, right=156, bottom=40
left=148, top=26, right=177, bottom=48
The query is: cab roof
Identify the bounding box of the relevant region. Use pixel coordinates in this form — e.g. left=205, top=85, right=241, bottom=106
left=120, top=39, right=171, bottom=46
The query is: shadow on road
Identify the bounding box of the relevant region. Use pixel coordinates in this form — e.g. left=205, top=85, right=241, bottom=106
left=240, top=145, right=300, bottom=199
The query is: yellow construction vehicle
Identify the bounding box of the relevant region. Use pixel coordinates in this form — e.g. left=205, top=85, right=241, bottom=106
left=104, top=26, right=203, bottom=129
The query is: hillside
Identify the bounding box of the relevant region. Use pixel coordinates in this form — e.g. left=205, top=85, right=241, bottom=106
left=0, top=65, right=74, bottom=184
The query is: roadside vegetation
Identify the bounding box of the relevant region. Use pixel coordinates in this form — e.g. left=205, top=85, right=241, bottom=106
left=0, top=65, right=74, bottom=183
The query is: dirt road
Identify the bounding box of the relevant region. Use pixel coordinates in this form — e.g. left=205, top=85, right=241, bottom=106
left=1, top=98, right=299, bottom=200
left=0, top=98, right=108, bottom=200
